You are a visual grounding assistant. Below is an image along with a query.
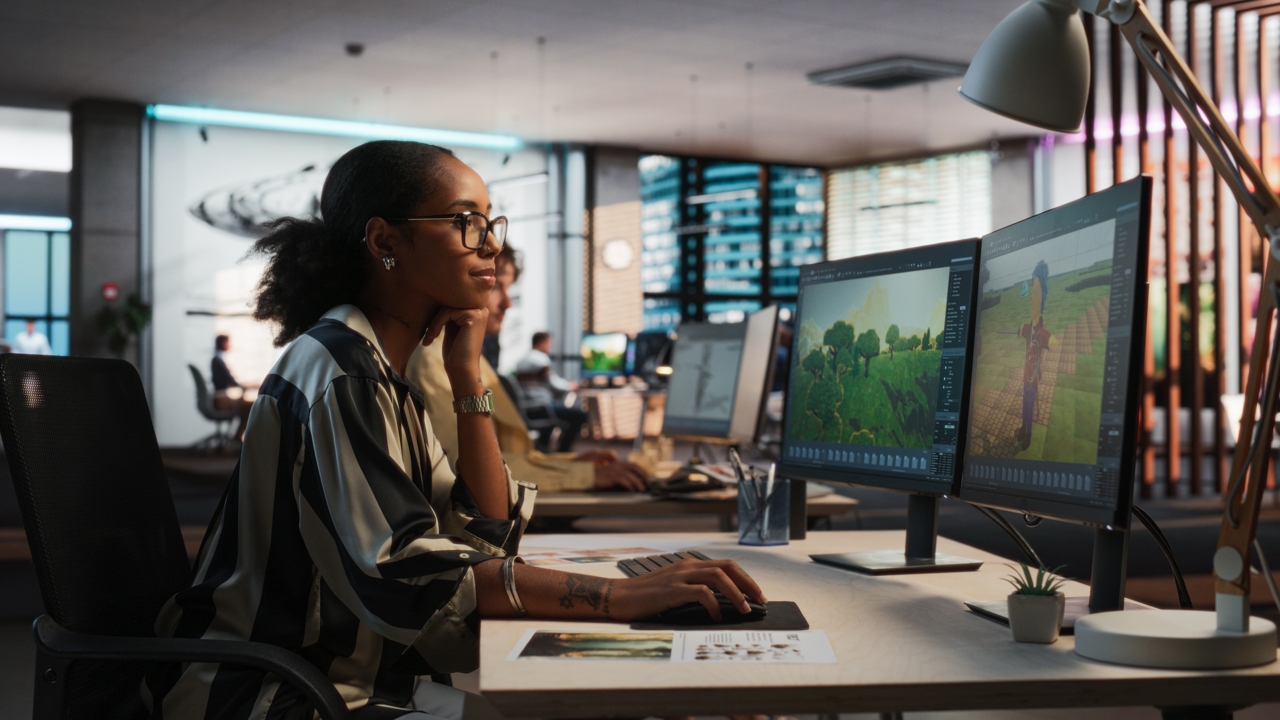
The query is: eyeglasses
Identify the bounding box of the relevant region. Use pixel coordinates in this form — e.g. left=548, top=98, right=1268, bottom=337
left=386, top=212, right=508, bottom=252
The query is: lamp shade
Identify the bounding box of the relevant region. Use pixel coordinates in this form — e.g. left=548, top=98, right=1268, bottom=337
left=959, top=0, right=1091, bottom=133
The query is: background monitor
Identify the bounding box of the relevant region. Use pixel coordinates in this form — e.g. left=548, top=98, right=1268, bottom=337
left=629, top=330, right=673, bottom=382
left=661, top=306, right=779, bottom=443
left=779, top=240, right=981, bottom=573
left=580, top=332, right=629, bottom=378
left=959, top=176, right=1150, bottom=612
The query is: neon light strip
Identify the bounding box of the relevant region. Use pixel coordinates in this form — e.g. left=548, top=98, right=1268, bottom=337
left=1059, top=95, right=1280, bottom=143
left=146, top=104, right=522, bottom=151
left=0, top=214, right=71, bottom=231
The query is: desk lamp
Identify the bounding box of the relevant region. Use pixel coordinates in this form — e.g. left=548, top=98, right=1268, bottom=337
left=961, top=0, right=1278, bottom=668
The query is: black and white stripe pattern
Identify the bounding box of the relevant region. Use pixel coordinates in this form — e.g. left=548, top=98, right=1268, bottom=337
left=145, top=305, right=535, bottom=719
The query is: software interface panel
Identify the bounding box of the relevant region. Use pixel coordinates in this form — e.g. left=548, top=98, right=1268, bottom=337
left=962, top=179, right=1147, bottom=521
left=782, top=241, right=978, bottom=491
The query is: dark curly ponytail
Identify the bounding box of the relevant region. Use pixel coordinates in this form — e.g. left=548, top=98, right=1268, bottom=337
left=250, top=140, right=456, bottom=345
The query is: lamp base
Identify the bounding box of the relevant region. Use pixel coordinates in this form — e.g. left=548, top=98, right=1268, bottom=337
left=1075, top=610, right=1277, bottom=669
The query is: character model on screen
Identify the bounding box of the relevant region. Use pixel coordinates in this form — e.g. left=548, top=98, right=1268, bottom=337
left=1016, top=262, right=1055, bottom=450
left=968, top=222, right=1116, bottom=465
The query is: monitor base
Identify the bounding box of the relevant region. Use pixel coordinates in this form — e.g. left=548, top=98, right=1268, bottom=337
left=810, top=550, right=982, bottom=575
left=1075, top=610, right=1277, bottom=669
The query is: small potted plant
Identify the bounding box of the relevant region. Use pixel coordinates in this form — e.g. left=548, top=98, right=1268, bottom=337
left=1004, top=562, right=1067, bottom=643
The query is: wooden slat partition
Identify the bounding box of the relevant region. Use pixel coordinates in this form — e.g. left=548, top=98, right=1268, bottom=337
left=1082, top=0, right=1280, bottom=497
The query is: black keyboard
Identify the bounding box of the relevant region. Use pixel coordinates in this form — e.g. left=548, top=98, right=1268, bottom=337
left=617, top=550, right=712, bottom=577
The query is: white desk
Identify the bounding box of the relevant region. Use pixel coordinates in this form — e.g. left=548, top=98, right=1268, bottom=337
left=479, top=531, right=1280, bottom=718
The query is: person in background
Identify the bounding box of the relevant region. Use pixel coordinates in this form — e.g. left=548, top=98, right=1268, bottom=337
left=12, top=319, right=51, bottom=355
left=519, top=331, right=576, bottom=394
left=210, top=333, right=256, bottom=442
left=513, top=346, right=591, bottom=452
left=410, top=246, right=648, bottom=491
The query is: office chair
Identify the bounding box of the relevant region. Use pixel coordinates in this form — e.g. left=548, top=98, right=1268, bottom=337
left=498, top=372, right=563, bottom=451
left=187, top=363, right=239, bottom=453
left=0, top=355, right=350, bottom=720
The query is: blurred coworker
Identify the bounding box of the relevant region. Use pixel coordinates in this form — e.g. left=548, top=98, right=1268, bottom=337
left=211, top=334, right=256, bottom=441
left=513, top=347, right=590, bottom=452
left=518, top=331, right=576, bottom=394
left=409, top=246, right=647, bottom=491
left=12, top=319, right=51, bottom=355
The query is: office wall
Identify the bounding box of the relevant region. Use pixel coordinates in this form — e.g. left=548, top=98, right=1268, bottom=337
left=149, top=122, right=549, bottom=445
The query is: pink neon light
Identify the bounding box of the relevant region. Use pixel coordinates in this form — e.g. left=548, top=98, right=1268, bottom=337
left=1055, top=95, right=1280, bottom=143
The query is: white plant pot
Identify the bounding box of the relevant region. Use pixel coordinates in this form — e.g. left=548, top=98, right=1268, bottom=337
left=1007, top=592, right=1065, bottom=643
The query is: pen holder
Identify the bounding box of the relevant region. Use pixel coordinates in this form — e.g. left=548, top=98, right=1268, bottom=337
left=737, top=475, right=790, bottom=546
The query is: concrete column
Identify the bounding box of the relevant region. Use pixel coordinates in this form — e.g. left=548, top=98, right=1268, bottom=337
left=546, top=144, right=587, bottom=381
left=69, top=100, right=144, bottom=365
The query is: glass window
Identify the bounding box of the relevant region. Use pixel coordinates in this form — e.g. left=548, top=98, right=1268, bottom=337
left=826, top=150, right=992, bottom=260
left=4, top=230, right=72, bottom=355
left=639, top=155, right=824, bottom=326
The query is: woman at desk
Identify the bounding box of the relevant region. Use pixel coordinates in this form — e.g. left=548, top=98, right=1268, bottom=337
left=145, top=141, right=764, bottom=720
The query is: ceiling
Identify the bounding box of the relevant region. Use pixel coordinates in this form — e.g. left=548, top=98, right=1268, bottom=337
left=0, top=0, right=1039, bottom=167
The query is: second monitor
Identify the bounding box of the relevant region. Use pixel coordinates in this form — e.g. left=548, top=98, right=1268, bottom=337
left=780, top=240, right=981, bottom=573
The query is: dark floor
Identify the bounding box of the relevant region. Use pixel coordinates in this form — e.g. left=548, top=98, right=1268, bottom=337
left=3, top=441, right=1280, bottom=718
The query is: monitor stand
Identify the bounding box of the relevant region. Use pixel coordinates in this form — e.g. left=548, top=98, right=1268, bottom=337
left=964, top=525, right=1134, bottom=629
left=810, top=493, right=983, bottom=575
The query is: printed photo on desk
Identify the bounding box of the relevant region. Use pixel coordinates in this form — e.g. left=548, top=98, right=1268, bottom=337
left=509, top=630, right=835, bottom=663
left=508, top=631, right=674, bottom=660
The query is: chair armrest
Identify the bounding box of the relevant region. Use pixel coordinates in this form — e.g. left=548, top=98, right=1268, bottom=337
left=34, top=615, right=352, bottom=720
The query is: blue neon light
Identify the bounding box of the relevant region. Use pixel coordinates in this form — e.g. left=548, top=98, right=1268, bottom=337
left=0, top=215, right=72, bottom=232
left=146, top=104, right=522, bottom=151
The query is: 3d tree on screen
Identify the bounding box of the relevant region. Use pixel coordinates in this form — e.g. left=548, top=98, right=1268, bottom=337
left=885, top=324, right=900, bottom=360
left=856, top=329, right=881, bottom=377
left=801, top=348, right=826, bottom=379
left=908, top=335, right=921, bottom=352
left=821, top=321, right=854, bottom=378
left=922, top=327, right=931, bottom=352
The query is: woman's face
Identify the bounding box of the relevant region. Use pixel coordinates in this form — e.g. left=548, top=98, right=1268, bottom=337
left=382, top=156, right=500, bottom=311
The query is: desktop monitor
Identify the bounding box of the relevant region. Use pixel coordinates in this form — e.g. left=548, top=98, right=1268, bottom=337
left=629, top=330, right=674, bottom=382
left=580, top=332, right=629, bottom=379
left=960, top=176, right=1150, bottom=613
left=661, top=306, right=780, bottom=444
left=779, top=240, right=982, bottom=573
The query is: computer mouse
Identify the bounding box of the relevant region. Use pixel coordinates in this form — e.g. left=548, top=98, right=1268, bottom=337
left=648, top=595, right=768, bottom=626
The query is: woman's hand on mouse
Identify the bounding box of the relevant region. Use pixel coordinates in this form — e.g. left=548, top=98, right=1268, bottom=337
left=609, top=559, right=767, bottom=622
left=425, top=306, right=489, bottom=397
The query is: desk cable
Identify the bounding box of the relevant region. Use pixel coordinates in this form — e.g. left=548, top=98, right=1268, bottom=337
left=1130, top=505, right=1192, bottom=610
left=968, top=503, right=1043, bottom=569
left=1252, top=538, right=1280, bottom=614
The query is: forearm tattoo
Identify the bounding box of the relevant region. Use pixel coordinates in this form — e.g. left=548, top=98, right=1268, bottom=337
left=559, top=575, right=615, bottom=617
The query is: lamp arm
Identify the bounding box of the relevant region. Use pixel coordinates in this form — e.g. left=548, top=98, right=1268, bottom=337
left=1098, top=0, right=1280, bottom=630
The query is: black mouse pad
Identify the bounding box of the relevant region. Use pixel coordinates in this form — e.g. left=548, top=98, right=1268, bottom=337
left=629, top=601, right=809, bottom=631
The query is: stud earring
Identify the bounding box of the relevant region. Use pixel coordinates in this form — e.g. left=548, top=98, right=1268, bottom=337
left=383, top=256, right=396, bottom=271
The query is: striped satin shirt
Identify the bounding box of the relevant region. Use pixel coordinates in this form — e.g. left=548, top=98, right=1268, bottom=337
left=144, top=305, right=536, bottom=719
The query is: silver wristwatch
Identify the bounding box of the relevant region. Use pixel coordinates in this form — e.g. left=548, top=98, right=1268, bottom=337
left=453, top=389, right=494, bottom=414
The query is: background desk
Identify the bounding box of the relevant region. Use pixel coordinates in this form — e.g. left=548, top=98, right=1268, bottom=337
left=480, top=531, right=1280, bottom=718
left=530, top=490, right=857, bottom=527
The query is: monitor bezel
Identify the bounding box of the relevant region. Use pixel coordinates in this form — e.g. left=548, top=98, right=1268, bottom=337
left=579, top=332, right=630, bottom=379
left=778, top=238, right=982, bottom=498
left=957, top=176, right=1152, bottom=530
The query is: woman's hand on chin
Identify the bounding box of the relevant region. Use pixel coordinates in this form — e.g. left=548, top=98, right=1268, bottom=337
left=426, top=306, right=489, bottom=396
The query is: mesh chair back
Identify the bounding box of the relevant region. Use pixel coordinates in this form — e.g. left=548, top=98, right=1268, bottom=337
left=0, top=355, right=191, bottom=718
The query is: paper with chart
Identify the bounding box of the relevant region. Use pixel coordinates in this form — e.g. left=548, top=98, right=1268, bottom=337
left=664, top=338, right=743, bottom=421
left=509, top=629, right=835, bottom=663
